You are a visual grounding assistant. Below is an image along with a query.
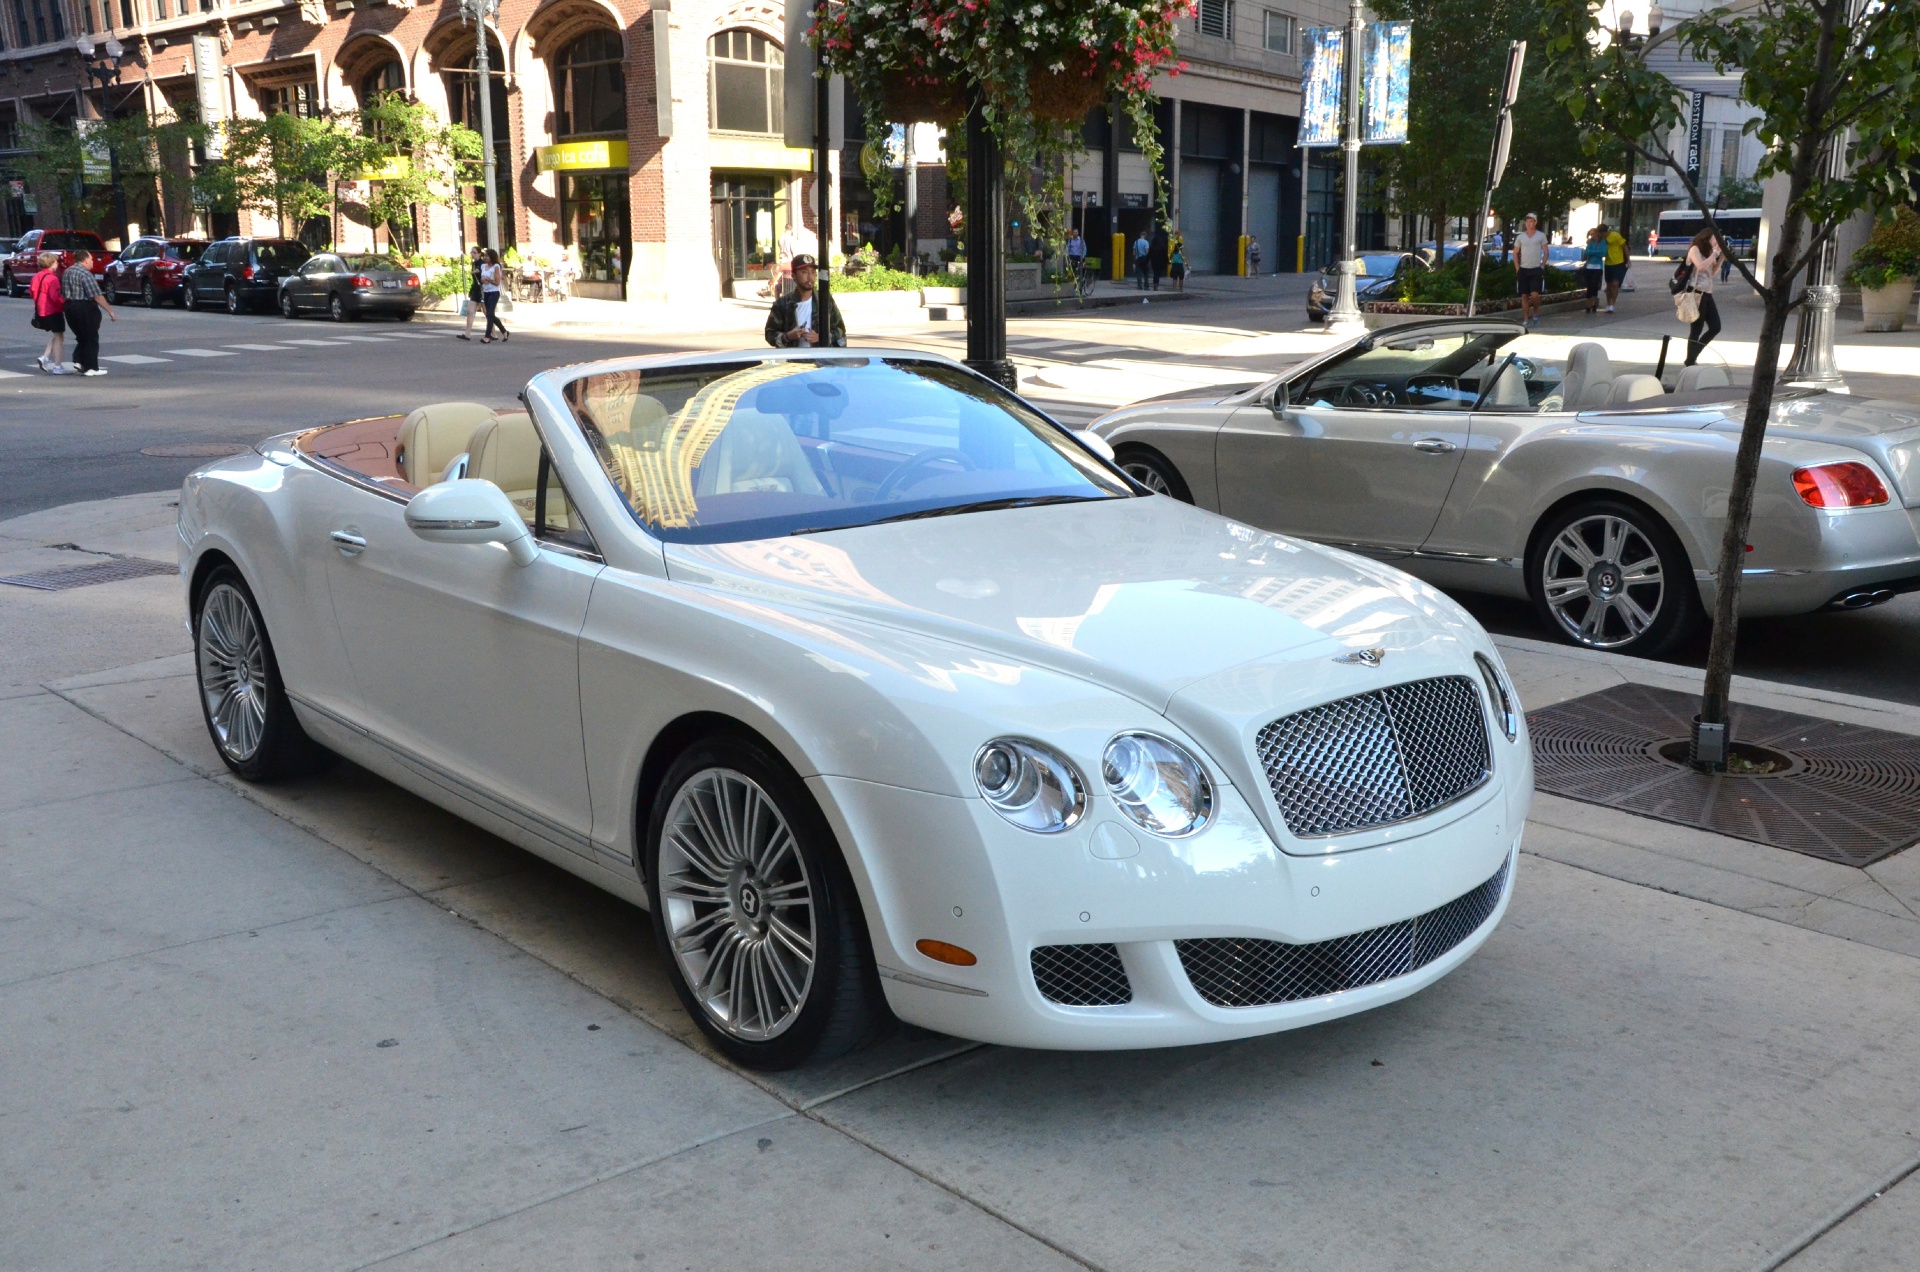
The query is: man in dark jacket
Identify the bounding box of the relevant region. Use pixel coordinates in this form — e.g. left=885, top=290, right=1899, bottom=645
left=764, top=254, right=845, bottom=348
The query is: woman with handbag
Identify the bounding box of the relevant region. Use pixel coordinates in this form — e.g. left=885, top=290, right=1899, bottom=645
left=1679, top=227, right=1724, bottom=367
left=456, top=246, right=483, bottom=341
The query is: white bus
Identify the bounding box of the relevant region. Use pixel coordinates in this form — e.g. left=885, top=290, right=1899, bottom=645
left=1654, top=209, right=1762, bottom=260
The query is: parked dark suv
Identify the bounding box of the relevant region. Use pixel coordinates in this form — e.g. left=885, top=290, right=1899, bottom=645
left=4, top=229, right=110, bottom=296
left=105, top=236, right=209, bottom=307
left=181, top=237, right=311, bottom=313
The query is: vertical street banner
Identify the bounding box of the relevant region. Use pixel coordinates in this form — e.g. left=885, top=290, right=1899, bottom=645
left=1362, top=21, right=1412, bottom=144
left=192, top=32, right=228, bottom=160
left=1298, top=26, right=1345, bottom=147
left=75, top=119, right=112, bottom=183
left=1684, top=91, right=1707, bottom=184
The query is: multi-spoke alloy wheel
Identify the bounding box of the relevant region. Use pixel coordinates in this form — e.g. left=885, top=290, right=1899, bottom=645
left=658, top=768, right=816, bottom=1043
left=645, top=736, right=886, bottom=1069
left=198, top=582, right=269, bottom=763
left=1115, top=448, right=1192, bottom=502
left=1530, top=500, right=1699, bottom=656
left=191, top=567, right=331, bottom=781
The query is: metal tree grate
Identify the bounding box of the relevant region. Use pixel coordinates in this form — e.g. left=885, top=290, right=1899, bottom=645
left=0, top=558, right=176, bottom=592
left=1527, top=683, right=1920, bottom=867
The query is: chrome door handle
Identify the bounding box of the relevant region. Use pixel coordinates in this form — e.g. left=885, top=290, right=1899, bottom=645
left=329, top=530, right=367, bottom=555
left=1413, top=438, right=1457, bottom=454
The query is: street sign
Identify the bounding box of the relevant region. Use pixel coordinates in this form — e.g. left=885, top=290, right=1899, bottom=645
left=192, top=32, right=227, bottom=160
left=1489, top=113, right=1513, bottom=189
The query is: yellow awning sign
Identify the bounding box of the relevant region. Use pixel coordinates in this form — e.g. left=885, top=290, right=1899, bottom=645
left=359, top=155, right=411, bottom=181
left=536, top=139, right=629, bottom=172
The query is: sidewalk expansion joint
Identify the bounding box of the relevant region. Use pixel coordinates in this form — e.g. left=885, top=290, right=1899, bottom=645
left=1753, top=1148, right=1920, bottom=1272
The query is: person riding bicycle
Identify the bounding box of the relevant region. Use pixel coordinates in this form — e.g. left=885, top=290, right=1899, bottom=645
left=1066, top=229, right=1087, bottom=276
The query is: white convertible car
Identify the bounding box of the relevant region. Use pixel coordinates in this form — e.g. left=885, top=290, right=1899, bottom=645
left=179, top=351, right=1531, bottom=1069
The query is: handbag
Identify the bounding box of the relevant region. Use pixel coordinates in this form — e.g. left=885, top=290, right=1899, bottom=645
left=1667, top=258, right=1693, bottom=295
left=459, top=296, right=473, bottom=317
left=1675, top=288, right=1701, bottom=325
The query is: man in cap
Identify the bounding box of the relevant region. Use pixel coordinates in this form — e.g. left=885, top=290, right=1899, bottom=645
left=1513, top=212, right=1550, bottom=328
left=765, top=254, right=845, bottom=348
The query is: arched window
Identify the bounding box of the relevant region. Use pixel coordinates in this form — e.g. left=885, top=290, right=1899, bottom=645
left=357, top=59, right=404, bottom=106
left=708, top=29, right=782, bottom=135
left=552, top=30, right=625, bottom=137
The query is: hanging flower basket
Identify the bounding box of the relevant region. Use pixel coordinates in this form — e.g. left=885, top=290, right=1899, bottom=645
left=1027, top=66, right=1106, bottom=124
left=882, top=76, right=969, bottom=125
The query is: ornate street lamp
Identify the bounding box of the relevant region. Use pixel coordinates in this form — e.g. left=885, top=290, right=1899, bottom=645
left=1321, top=0, right=1368, bottom=335
left=457, top=0, right=502, bottom=254
left=75, top=35, right=125, bottom=90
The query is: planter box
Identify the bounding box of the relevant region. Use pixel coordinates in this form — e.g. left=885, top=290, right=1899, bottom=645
left=833, top=290, right=928, bottom=325
left=1365, top=289, right=1585, bottom=316
left=1860, top=278, right=1915, bottom=332
left=921, top=286, right=965, bottom=305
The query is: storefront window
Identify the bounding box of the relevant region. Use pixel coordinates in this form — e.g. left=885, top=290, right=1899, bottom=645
left=711, top=175, right=787, bottom=283
left=561, top=171, right=630, bottom=297
left=553, top=31, right=626, bottom=137
left=708, top=30, right=783, bottom=135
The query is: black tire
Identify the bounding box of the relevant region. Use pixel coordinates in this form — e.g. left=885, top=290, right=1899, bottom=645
left=1527, top=497, right=1703, bottom=657
left=1115, top=445, right=1194, bottom=503
left=192, top=566, right=332, bottom=782
left=3, top=268, right=17, bottom=298
left=280, top=289, right=298, bottom=318
left=644, top=733, right=888, bottom=1070
left=141, top=279, right=158, bottom=308
left=183, top=283, right=200, bottom=311
left=328, top=292, right=349, bottom=323
left=224, top=283, right=243, bottom=315
left=395, top=308, right=416, bottom=321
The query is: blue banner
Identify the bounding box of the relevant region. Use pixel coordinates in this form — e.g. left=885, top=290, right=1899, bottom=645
left=1299, top=26, right=1345, bottom=148
left=1363, top=21, right=1412, bottom=145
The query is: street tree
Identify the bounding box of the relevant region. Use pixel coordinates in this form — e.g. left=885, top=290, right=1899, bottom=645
left=197, top=111, right=364, bottom=240
left=14, top=112, right=206, bottom=233
left=1540, top=0, right=1919, bottom=764
left=356, top=93, right=484, bottom=252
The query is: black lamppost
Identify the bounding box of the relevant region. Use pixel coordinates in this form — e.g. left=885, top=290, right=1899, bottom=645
left=1607, top=4, right=1662, bottom=253
left=73, top=35, right=130, bottom=242
left=963, top=98, right=1013, bottom=388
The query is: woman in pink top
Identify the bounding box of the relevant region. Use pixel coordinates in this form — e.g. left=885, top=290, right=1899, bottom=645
left=29, top=252, right=67, bottom=374
left=1683, top=227, right=1725, bottom=367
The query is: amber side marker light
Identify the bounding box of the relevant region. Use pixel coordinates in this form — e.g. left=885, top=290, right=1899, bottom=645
left=1793, top=462, right=1890, bottom=508
left=916, top=939, right=978, bottom=966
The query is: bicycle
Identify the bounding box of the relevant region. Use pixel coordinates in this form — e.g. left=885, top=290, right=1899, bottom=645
left=1070, top=256, right=1094, bottom=302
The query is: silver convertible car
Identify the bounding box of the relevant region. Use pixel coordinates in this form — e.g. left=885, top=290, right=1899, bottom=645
left=1095, top=319, right=1920, bottom=656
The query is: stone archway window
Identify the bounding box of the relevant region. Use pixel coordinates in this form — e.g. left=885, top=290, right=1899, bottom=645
left=707, top=29, right=782, bottom=136
left=358, top=59, right=404, bottom=106
left=552, top=29, right=625, bottom=138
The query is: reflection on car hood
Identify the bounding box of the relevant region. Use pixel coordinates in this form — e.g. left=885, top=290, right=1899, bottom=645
left=1755, top=392, right=1920, bottom=507
left=664, top=496, right=1480, bottom=711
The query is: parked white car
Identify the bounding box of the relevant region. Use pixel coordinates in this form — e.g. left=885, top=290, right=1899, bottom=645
left=178, top=350, right=1531, bottom=1069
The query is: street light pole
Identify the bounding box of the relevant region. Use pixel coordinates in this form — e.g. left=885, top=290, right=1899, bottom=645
left=459, top=0, right=501, bottom=255
left=1781, top=0, right=1864, bottom=389
left=1323, top=0, right=1367, bottom=334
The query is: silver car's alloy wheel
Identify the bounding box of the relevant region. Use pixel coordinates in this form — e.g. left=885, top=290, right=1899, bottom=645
left=197, top=582, right=269, bottom=762
left=1540, top=513, right=1665, bottom=649
left=1121, top=459, right=1172, bottom=496
left=659, top=768, right=816, bottom=1042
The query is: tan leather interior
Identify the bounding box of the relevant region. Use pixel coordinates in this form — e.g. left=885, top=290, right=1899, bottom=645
left=396, top=401, right=498, bottom=486
left=466, top=410, right=575, bottom=525
left=1559, top=343, right=1614, bottom=410
left=1607, top=374, right=1667, bottom=405
left=1675, top=364, right=1730, bottom=392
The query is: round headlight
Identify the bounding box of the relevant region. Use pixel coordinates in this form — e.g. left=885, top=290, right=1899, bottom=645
left=1101, top=732, right=1214, bottom=837
left=1475, top=652, right=1520, bottom=741
left=973, top=738, right=1086, bottom=834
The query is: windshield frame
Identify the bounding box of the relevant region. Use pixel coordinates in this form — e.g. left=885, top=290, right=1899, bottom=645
left=554, top=352, right=1137, bottom=545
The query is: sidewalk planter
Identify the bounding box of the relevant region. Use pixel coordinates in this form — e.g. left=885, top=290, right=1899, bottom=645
left=1365, top=290, right=1586, bottom=316
left=1859, top=277, right=1915, bottom=333
left=920, top=286, right=965, bottom=306
left=832, top=291, right=929, bottom=325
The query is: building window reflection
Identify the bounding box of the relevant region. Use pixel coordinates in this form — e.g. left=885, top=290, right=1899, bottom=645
left=553, top=30, right=625, bottom=137
left=707, top=29, right=783, bottom=135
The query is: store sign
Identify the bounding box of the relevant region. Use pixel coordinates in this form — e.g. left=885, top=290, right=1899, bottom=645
left=193, top=32, right=227, bottom=160
left=536, top=140, right=629, bottom=172
left=359, top=155, right=411, bottom=181
left=1633, top=175, right=1672, bottom=196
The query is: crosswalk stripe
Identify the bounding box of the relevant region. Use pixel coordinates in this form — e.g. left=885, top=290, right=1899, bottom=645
left=101, top=354, right=171, bottom=364
left=279, top=339, right=350, bottom=346
left=163, top=348, right=236, bottom=358
left=0, top=368, right=29, bottom=378
left=225, top=343, right=294, bottom=351
left=387, top=332, right=444, bottom=339
left=333, top=335, right=395, bottom=342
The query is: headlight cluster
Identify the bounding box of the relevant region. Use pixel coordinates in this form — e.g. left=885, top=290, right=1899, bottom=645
left=1101, top=732, right=1214, bottom=837
left=1475, top=652, right=1520, bottom=741
left=974, top=732, right=1214, bottom=838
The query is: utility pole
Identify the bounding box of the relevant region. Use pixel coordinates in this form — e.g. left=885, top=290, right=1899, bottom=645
left=814, top=0, right=832, bottom=342
left=903, top=125, right=917, bottom=274
left=963, top=97, right=1012, bottom=387
left=1322, top=0, right=1367, bottom=333
left=1781, top=0, right=1864, bottom=389
left=459, top=0, right=501, bottom=255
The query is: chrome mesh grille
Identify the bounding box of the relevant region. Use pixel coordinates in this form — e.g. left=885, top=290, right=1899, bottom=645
left=1256, top=675, right=1491, bottom=837
left=1031, top=943, right=1132, bottom=1006
left=1176, top=859, right=1510, bottom=1008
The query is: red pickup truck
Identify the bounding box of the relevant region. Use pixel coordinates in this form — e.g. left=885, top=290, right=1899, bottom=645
left=3, top=229, right=111, bottom=297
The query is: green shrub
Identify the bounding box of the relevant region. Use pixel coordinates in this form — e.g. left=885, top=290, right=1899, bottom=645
left=1844, top=205, right=1920, bottom=289
left=833, top=264, right=923, bottom=292
left=1395, top=255, right=1578, bottom=305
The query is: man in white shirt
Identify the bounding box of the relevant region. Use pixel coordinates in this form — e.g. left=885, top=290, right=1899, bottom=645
left=1512, top=213, right=1550, bottom=327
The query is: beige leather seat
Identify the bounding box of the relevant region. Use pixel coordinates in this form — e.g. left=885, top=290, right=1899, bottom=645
left=1480, top=361, right=1532, bottom=409
left=1558, top=343, right=1614, bottom=410
left=694, top=410, right=824, bottom=497
left=1606, top=374, right=1667, bottom=406
left=1675, top=363, right=1730, bottom=392
left=396, top=401, right=497, bottom=486
left=467, top=409, right=578, bottom=527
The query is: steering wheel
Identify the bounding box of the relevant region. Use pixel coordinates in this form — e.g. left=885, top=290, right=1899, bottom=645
left=876, top=447, right=976, bottom=500
left=1339, top=382, right=1382, bottom=407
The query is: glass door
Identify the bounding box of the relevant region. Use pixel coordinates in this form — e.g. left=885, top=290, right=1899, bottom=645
left=560, top=171, right=631, bottom=299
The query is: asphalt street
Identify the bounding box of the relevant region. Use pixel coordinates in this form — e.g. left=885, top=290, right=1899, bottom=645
left=7, top=280, right=1919, bottom=708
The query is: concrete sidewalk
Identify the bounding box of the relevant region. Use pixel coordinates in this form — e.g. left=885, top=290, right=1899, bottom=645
left=7, top=492, right=1920, bottom=1270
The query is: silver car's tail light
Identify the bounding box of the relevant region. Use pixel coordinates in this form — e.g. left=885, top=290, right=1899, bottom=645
left=974, top=738, right=1086, bottom=833
left=1791, top=462, right=1890, bottom=508
left=1475, top=653, right=1520, bottom=741
left=1102, top=732, right=1214, bottom=837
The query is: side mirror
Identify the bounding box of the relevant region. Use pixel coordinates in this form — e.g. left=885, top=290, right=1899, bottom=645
left=404, top=479, right=538, bottom=566
left=1074, top=429, right=1117, bottom=462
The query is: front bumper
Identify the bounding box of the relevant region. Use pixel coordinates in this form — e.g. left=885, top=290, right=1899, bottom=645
left=813, top=772, right=1520, bottom=1050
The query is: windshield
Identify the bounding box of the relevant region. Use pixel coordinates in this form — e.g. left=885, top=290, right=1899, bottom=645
left=564, top=357, right=1132, bottom=544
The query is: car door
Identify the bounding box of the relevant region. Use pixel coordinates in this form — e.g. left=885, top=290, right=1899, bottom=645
left=289, top=256, right=330, bottom=310
left=190, top=242, right=223, bottom=300
left=1215, top=327, right=1511, bottom=554
left=318, top=442, right=604, bottom=853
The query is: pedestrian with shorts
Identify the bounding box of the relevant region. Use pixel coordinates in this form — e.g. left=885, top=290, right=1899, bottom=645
left=1603, top=224, right=1628, bottom=312
left=457, top=246, right=483, bottom=340
left=1582, top=226, right=1608, bottom=314
left=1681, top=227, right=1724, bottom=367
left=1513, top=213, right=1549, bottom=327
left=30, top=252, right=67, bottom=373
left=478, top=248, right=508, bottom=343
left=1246, top=236, right=1262, bottom=276
left=1168, top=235, right=1186, bottom=292
left=61, top=251, right=115, bottom=377
left=1133, top=230, right=1151, bottom=290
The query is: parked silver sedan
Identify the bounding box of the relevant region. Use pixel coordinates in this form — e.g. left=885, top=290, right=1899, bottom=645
left=1094, top=319, right=1920, bottom=656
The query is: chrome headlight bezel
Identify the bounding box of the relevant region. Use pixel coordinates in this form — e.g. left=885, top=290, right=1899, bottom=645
left=973, top=737, right=1087, bottom=834
left=1100, top=730, right=1215, bottom=838
left=1475, top=652, right=1520, bottom=742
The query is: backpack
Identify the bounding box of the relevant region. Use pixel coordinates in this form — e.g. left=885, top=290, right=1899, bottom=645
left=1667, top=257, right=1692, bottom=295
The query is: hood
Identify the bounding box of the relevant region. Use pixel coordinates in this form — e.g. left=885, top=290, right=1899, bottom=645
left=1741, top=392, right=1920, bottom=507
left=663, top=496, right=1477, bottom=712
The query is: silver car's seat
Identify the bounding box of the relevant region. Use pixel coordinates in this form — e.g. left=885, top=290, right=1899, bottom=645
left=467, top=410, right=578, bottom=528
left=1606, top=374, right=1667, bottom=406
left=1558, top=343, right=1614, bottom=410
left=1674, top=364, right=1730, bottom=392
left=395, top=401, right=497, bottom=486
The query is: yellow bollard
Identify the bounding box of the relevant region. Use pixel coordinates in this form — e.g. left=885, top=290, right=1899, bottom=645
left=1296, top=235, right=1306, bottom=274
left=1112, top=232, right=1126, bottom=282
left=1238, top=235, right=1250, bottom=277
